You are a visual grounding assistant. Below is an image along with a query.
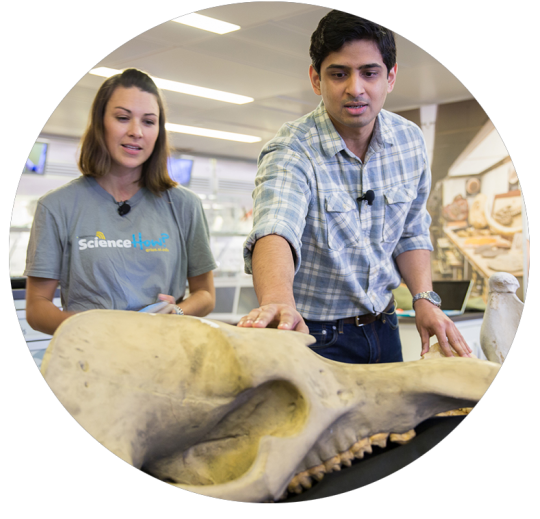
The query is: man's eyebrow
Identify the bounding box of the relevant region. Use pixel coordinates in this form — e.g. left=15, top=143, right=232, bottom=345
left=325, top=63, right=383, bottom=70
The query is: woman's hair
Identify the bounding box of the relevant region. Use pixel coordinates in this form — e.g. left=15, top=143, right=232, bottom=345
left=78, top=68, right=176, bottom=195
left=309, top=10, right=396, bottom=76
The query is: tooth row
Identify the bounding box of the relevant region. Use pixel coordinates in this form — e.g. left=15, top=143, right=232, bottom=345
left=436, top=407, right=472, bottom=417
left=389, top=429, right=416, bottom=445
left=286, top=431, right=399, bottom=495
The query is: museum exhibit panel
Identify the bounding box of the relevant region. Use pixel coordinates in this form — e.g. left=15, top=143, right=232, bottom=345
left=9, top=2, right=527, bottom=502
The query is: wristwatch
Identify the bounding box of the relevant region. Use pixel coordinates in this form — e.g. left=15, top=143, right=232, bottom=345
left=412, top=291, right=442, bottom=308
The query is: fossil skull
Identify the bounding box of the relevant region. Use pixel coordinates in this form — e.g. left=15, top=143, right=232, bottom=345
left=41, top=310, right=500, bottom=502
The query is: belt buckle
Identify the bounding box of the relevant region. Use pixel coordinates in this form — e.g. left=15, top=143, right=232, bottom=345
left=354, top=315, right=366, bottom=327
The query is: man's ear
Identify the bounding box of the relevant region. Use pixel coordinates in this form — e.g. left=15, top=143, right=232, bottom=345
left=309, top=64, right=322, bottom=96
left=387, top=63, right=398, bottom=93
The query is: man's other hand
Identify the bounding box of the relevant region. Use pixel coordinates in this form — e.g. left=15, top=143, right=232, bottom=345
left=237, top=303, right=309, bottom=333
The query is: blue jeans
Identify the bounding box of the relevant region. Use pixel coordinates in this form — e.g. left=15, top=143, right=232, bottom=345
left=304, top=305, right=403, bottom=364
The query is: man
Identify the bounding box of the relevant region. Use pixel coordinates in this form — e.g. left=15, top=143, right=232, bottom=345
left=238, top=10, right=471, bottom=363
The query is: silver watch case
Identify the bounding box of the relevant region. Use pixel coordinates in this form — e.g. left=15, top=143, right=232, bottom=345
left=412, top=291, right=442, bottom=308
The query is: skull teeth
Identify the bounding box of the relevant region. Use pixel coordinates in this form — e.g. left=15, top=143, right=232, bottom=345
left=323, top=455, right=341, bottom=472
left=339, top=450, right=354, bottom=466
left=369, top=432, right=389, bottom=448
left=283, top=429, right=416, bottom=500
left=308, top=465, right=326, bottom=481
left=389, top=429, right=416, bottom=445
left=350, top=436, right=372, bottom=459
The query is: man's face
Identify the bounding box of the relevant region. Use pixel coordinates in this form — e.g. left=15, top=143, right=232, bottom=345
left=309, top=39, right=397, bottom=139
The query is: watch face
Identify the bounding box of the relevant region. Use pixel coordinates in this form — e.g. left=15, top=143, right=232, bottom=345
left=429, top=291, right=442, bottom=304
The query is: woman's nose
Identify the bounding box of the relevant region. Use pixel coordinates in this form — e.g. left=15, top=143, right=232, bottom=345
left=128, top=120, right=143, bottom=138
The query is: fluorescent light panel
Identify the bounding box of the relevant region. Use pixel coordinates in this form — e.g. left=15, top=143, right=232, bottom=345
left=89, top=67, right=261, bottom=142
left=89, top=67, right=253, bottom=104
left=172, top=13, right=240, bottom=34
left=166, top=123, right=261, bottom=143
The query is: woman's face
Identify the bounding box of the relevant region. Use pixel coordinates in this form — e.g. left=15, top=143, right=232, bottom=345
left=103, top=86, right=160, bottom=176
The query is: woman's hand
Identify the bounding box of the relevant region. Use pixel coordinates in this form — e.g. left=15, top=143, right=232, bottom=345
left=157, top=294, right=179, bottom=314
left=157, top=294, right=175, bottom=304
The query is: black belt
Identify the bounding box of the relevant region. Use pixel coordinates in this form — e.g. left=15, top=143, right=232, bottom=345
left=340, top=297, right=395, bottom=327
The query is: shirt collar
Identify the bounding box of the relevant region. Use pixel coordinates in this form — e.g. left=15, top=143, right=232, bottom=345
left=85, top=176, right=146, bottom=206
left=315, top=101, right=395, bottom=158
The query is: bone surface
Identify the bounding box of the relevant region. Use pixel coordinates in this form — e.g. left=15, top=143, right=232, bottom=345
left=480, top=272, right=524, bottom=363
left=41, top=311, right=500, bottom=503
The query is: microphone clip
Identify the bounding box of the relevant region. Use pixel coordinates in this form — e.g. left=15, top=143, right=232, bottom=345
left=117, top=201, right=131, bottom=216
left=358, top=190, right=375, bottom=206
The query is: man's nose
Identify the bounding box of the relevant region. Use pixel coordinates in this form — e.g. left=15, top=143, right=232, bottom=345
left=346, top=74, right=366, bottom=97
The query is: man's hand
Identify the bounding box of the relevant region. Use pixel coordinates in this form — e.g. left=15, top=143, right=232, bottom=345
left=239, top=235, right=308, bottom=332
left=414, top=299, right=472, bottom=357
left=237, top=303, right=309, bottom=333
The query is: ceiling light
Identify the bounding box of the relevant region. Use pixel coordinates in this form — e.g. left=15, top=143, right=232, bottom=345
left=165, top=123, right=261, bottom=143
left=172, top=13, right=240, bottom=34
left=89, top=67, right=253, bottom=104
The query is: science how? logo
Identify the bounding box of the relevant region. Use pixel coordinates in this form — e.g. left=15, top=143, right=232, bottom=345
left=78, top=231, right=170, bottom=252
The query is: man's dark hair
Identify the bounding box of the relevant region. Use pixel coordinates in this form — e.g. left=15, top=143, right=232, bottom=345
left=309, top=10, right=396, bottom=75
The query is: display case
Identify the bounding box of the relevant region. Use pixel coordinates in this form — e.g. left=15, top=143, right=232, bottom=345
left=433, top=121, right=527, bottom=302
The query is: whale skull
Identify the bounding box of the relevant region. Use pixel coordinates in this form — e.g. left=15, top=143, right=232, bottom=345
left=40, top=310, right=499, bottom=502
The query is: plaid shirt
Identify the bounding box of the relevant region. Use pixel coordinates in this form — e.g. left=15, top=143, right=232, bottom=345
left=244, top=101, right=433, bottom=320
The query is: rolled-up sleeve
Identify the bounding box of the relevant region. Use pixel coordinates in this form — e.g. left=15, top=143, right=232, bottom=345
left=243, top=144, right=312, bottom=274
left=393, top=149, right=434, bottom=259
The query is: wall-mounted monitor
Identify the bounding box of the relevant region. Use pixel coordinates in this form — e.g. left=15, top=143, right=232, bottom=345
left=24, top=141, right=48, bottom=175
left=167, top=155, right=193, bottom=186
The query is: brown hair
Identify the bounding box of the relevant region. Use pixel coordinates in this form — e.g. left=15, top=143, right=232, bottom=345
left=78, top=68, right=176, bottom=195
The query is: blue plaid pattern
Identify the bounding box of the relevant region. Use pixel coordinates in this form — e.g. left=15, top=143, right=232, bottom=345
left=244, top=101, right=433, bottom=320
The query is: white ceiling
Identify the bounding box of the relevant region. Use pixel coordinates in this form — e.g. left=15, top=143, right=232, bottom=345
left=41, top=2, right=473, bottom=162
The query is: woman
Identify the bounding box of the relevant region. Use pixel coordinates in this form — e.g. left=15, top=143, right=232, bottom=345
left=24, top=68, right=216, bottom=335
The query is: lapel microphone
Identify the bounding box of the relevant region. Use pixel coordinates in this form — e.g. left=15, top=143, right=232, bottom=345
left=117, top=201, right=131, bottom=216
left=358, top=190, right=375, bottom=206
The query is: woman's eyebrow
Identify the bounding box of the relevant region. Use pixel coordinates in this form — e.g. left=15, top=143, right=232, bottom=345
left=114, top=106, right=158, bottom=117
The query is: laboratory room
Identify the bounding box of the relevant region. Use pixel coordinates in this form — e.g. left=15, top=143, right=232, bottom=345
left=11, top=4, right=527, bottom=369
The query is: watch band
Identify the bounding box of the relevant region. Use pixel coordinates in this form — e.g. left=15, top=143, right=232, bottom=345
left=412, top=291, right=442, bottom=308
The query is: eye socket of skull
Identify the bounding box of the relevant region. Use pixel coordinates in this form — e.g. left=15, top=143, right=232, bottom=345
left=141, top=379, right=307, bottom=486
left=41, top=312, right=314, bottom=482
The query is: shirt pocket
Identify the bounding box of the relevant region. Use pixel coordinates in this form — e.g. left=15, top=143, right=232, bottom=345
left=382, top=186, right=416, bottom=243
left=325, top=193, right=361, bottom=251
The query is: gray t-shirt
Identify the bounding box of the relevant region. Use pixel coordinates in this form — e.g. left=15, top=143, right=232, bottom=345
left=24, top=176, right=217, bottom=312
